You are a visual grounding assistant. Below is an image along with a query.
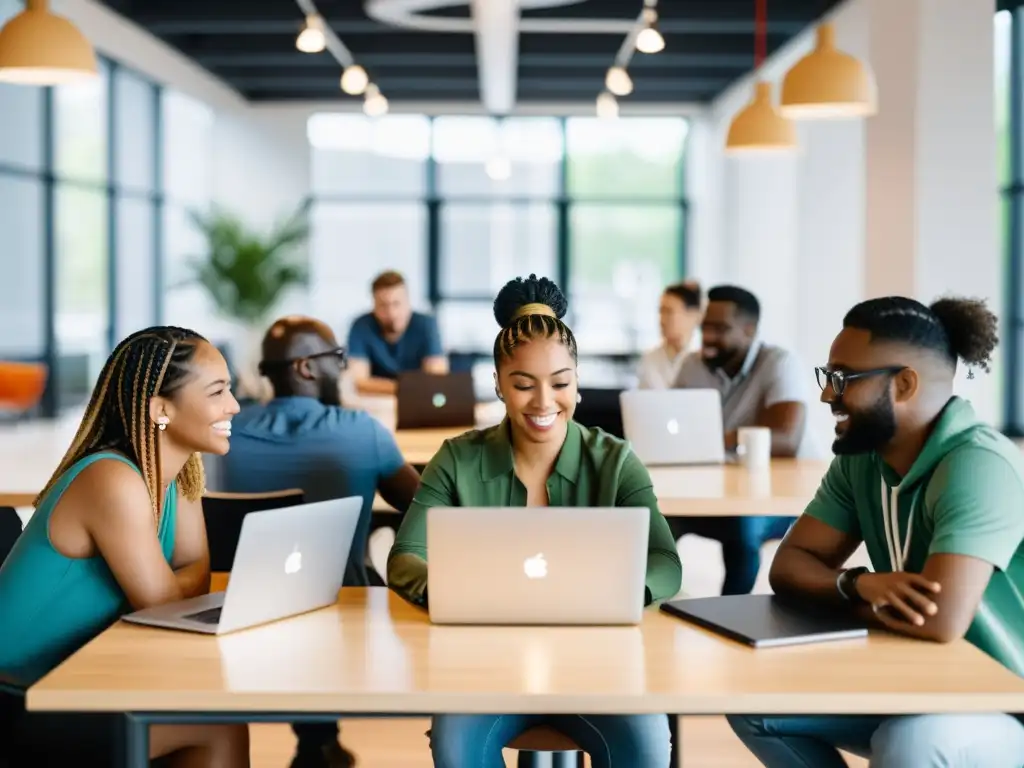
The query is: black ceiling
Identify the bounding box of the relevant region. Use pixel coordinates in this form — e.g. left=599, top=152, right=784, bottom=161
left=100, top=0, right=846, bottom=105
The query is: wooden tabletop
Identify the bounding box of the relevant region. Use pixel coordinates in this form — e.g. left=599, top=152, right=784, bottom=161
left=28, top=588, right=1024, bottom=715
left=651, top=460, right=827, bottom=517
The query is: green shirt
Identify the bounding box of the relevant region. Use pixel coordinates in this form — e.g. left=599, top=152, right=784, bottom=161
left=388, top=420, right=682, bottom=606
left=806, top=397, right=1024, bottom=676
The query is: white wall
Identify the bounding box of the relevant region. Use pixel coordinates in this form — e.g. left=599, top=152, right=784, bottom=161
left=689, top=0, right=1001, bottom=446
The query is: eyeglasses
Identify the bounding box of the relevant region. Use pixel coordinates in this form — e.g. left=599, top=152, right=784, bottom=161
left=814, top=365, right=905, bottom=396
left=258, top=347, right=346, bottom=374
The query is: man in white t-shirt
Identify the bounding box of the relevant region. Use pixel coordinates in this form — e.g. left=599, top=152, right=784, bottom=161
left=636, top=281, right=702, bottom=389
left=671, top=285, right=812, bottom=595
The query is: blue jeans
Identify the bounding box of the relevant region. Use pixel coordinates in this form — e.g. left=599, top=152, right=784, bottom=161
left=667, top=516, right=796, bottom=595
left=727, top=713, right=1024, bottom=767
left=429, top=713, right=671, bottom=768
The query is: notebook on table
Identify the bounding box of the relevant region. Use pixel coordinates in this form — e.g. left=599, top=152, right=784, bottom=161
left=660, top=594, right=868, bottom=648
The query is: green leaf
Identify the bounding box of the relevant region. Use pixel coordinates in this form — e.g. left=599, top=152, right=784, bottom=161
left=181, top=200, right=312, bottom=324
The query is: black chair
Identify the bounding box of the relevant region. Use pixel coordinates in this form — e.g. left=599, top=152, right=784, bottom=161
left=202, top=489, right=305, bottom=572
left=0, top=506, right=22, bottom=566
left=573, top=387, right=625, bottom=439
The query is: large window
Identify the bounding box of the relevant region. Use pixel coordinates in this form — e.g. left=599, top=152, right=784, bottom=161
left=0, top=12, right=163, bottom=415
left=1000, top=8, right=1024, bottom=433
left=308, top=114, right=690, bottom=359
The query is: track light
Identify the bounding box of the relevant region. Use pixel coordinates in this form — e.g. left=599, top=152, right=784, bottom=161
left=596, top=91, right=619, bottom=119
left=605, top=66, right=633, bottom=97
left=340, top=64, right=368, bottom=95
left=296, top=14, right=325, bottom=53
left=636, top=8, right=664, bottom=54
left=363, top=83, right=389, bottom=117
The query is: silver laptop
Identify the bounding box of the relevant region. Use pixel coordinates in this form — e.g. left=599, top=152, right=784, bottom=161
left=427, top=506, right=649, bottom=626
left=123, top=497, right=361, bottom=635
left=620, top=388, right=726, bottom=466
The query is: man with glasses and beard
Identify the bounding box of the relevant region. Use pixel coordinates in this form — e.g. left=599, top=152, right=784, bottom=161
left=671, top=285, right=811, bottom=595
left=219, top=315, right=421, bottom=768
left=728, top=295, right=1024, bottom=767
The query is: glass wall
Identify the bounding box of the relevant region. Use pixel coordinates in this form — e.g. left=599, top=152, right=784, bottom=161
left=0, top=0, right=163, bottom=415
left=308, top=114, right=690, bottom=360
left=1000, top=8, right=1024, bottom=433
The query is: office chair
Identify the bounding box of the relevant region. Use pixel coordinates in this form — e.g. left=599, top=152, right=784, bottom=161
left=202, top=489, right=305, bottom=572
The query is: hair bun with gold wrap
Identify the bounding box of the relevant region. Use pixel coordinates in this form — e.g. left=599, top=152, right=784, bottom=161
left=493, top=274, right=568, bottom=329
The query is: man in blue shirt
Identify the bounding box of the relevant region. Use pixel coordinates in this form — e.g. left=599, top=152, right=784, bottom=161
left=346, top=270, right=447, bottom=395
left=222, top=315, right=420, bottom=768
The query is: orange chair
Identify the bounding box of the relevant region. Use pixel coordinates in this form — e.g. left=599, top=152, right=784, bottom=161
left=0, top=362, right=47, bottom=416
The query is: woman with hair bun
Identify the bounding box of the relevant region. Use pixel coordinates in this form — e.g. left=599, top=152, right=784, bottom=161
left=389, top=275, right=681, bottom=768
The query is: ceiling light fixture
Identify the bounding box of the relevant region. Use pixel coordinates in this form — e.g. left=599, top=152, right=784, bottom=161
left=779, top=22, right=877, bottom=119
left=596, top=91, right=619, bottom=119
left=296, top=14, right=326, bottom=53
left=294, top=1, right=386, bottom=107
left=363, top=83, right=389, bottom=117
left=340, top=64, right=369, bottom=95
left=635, top=0, right=665, bottom=54
left=605, top=66, right=633, bottom=96
left=725, top=0, right=796, bottom=154
left=0, top=0, right=98, bottom=85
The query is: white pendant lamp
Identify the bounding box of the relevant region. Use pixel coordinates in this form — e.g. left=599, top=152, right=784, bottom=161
left=780, top=22, right=877, bottom=119
left=0, top=0, right=97, bottom=85
left=725, top=81, right=797, bottom=154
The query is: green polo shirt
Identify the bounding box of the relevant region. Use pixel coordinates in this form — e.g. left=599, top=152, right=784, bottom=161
left=388, top=420, right=682, bottom=606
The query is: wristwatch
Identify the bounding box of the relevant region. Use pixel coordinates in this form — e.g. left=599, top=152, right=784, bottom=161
left=836, top=566, right=869, bottom=602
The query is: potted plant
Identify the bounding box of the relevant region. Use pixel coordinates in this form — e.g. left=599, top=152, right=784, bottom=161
left=178, top=200, right=311, bottom=399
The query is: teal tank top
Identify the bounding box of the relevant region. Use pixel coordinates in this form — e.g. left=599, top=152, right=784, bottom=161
left=0, top=451, right=177, bottom=684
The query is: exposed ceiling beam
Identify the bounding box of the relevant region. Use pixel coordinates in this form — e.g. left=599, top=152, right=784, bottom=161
left=192, top=51, right=757, bottom=69
left=142, top=18, right=806, bottom=36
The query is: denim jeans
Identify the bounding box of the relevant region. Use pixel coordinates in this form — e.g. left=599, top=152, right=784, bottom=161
left=429, top=713, right=671, bottom=768
left=667, top=515, right=796, bottom=595
left=727, top=712, right=1024, bottom=767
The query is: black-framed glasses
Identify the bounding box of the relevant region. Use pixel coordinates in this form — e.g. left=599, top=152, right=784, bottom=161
left=258, top=347, right=346, bottom=374
left=814, top=366, right=905, bottom=396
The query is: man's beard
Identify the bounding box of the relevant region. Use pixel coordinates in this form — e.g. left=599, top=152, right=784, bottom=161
left=832, top=392, right=897, bottom=455
left=319, top=376, right=342, bottom=406
left=702, top=346, right=731, bottom=370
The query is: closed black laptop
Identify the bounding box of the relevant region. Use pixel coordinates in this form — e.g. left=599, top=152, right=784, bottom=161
left=660, top=594, right=868, bottom=648
left=396, top=371, right=476, bottom=430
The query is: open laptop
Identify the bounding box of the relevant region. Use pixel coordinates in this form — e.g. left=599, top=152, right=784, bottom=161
left=427, top=506, right=649, bottom=625
left=660, top=594, right=869, bottom=648
left=396, top=370, right=476, bottom=430
left=619, top=388, right=726, bottom=466
left=123, top=496, right=362, bottom=635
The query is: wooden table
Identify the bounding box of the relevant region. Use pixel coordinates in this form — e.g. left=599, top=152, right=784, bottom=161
left=28, top=588, right=1024, bottom=766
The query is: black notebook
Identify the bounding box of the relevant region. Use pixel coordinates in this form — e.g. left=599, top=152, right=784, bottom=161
left=660, top=594, right=869, bottom=648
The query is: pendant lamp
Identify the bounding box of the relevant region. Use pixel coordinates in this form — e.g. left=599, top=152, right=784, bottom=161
left=726, top=81, right=797, bottom=153
left=725, top=0, right=796, bottom=154
left=0, top=0, right=97, bottom=85
left=780, top=22, right=877, bottom=119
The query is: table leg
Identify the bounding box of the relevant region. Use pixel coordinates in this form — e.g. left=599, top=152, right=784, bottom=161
left=670, top=715, right=681, bottom=767
left=119, top=713, right=149, bottom=768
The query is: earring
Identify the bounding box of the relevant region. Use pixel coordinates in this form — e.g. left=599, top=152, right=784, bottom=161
left=576, top=393, right=583, bottom=404
left=157, top=416, right=169, bottom=431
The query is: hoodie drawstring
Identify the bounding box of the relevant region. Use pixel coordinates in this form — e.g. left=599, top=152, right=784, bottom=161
left=880, top=476, right=915, bottom=571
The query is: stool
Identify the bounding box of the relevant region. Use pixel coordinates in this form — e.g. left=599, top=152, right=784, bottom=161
left=508, top=727, right=585, bottom=768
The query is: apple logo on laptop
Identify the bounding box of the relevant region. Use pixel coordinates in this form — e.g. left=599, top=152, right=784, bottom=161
left=284, top=547, right=303, bottom=575
left=523, top=553, right=548, bottom=579
left=432, top=392, right=447, bottom=409
left=666, top=418, right=680, bottom=435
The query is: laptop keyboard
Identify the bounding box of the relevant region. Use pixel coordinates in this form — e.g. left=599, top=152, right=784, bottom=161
left=183, top=606, right=222, bottom=625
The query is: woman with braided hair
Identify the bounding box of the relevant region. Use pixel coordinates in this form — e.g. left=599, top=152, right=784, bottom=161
left=0, top=326, right=248, bottom=766
left=389, top=275, right=681, bottom=767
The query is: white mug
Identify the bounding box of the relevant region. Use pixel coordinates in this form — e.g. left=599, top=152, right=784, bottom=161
left=736, top=426, right=772, bottom=470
